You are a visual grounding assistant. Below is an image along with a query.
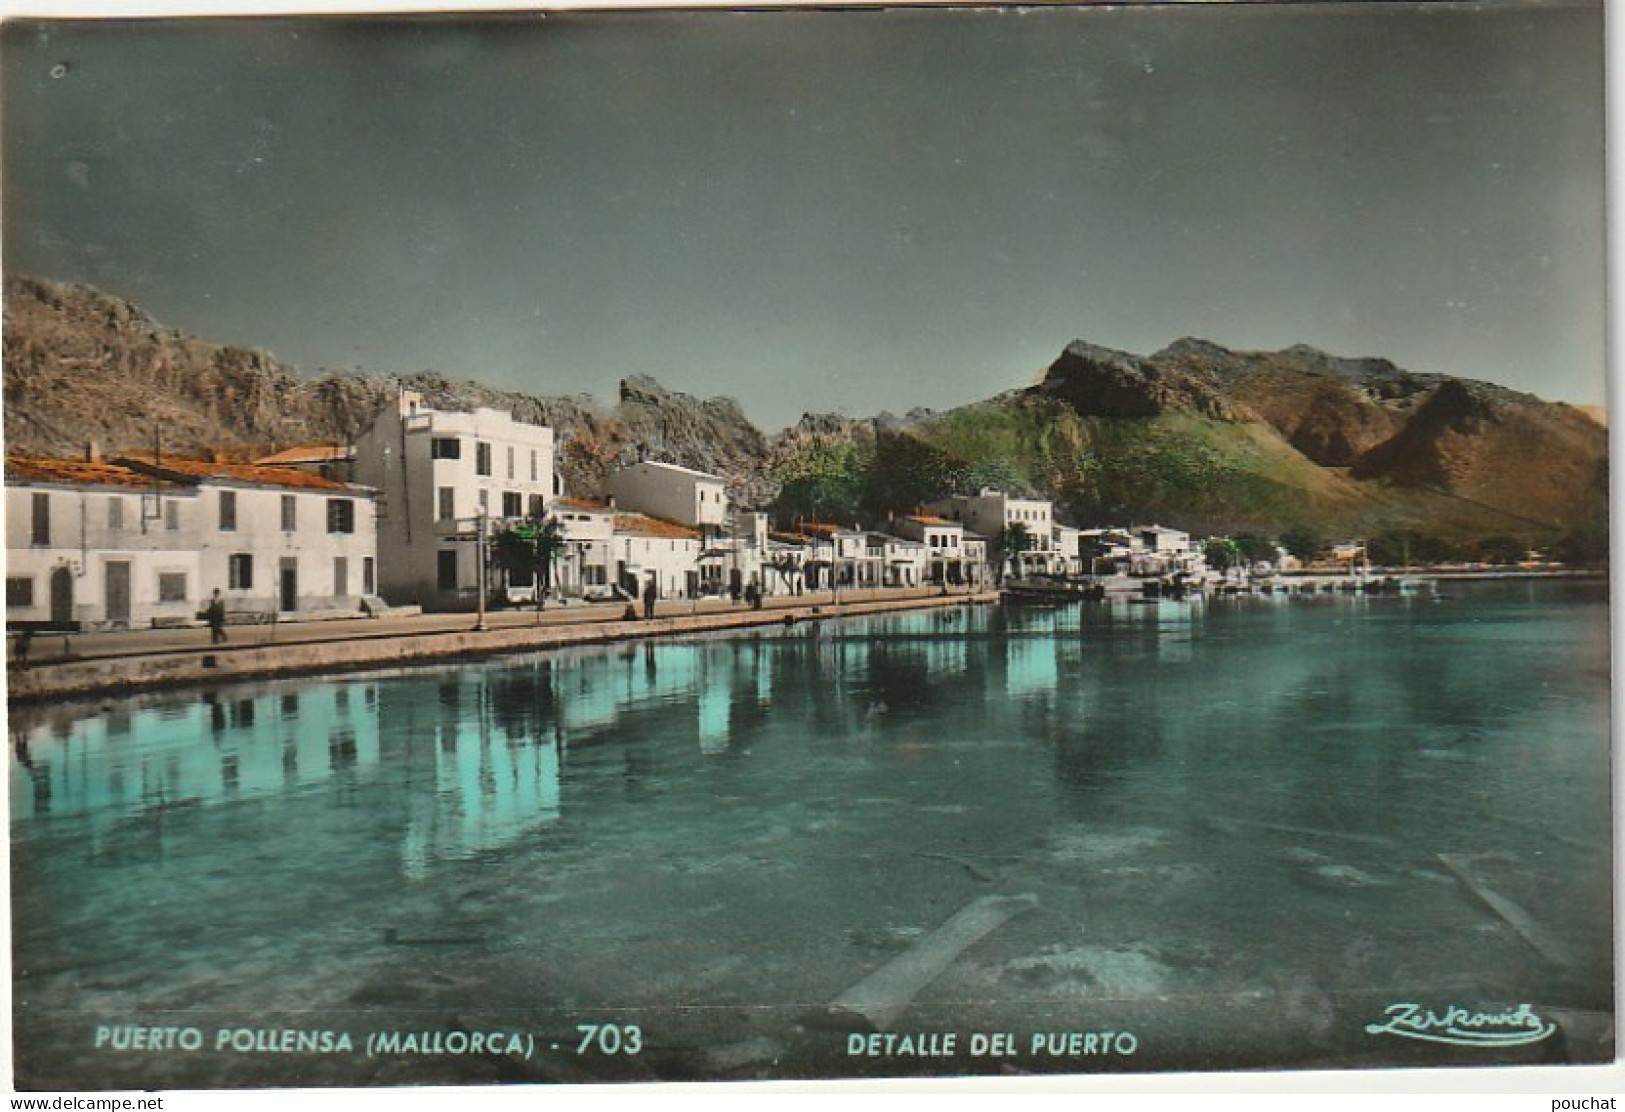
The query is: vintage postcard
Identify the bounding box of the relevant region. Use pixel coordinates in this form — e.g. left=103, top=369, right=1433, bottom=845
left=1, top=0, right=1614, bottom=1098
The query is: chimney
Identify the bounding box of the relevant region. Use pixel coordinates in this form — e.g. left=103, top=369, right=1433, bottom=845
left=85, top=441, right=102, bottom=464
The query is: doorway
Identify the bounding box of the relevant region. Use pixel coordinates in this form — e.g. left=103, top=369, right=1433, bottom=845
left=104, top=561, right=131, bottom=627
left=279, top=558, right=298, bottom=612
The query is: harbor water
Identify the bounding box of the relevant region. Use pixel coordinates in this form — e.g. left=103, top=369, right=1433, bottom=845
left=9, top=580, right=1613, bottom=1086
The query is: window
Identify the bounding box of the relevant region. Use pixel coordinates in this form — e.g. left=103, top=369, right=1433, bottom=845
left=437, top=550, right=458, bottom=590
left=165, top=500, right=180, bottom=531
left=219, top=491, right=237, bottom=531
left=158, top=573, right=188, bottom=603
left=362, top=556, right=375, bottom=595
left=30, top=492, right=49, bottom=546
left=437, top=487, right=455, bottom=521
left=478, top=489, right=489, bottom=513
left=281, top=495, right=297, bottom=532
left=528, top=494, right=545, bottom=518
left=430, top=437, right=461, bottom=460
left=326, top=498, right=356, bottom=534
left=506, top=445, right=515, bottom=480
left=475, top=441, right=492, bottom=476
left=334, top=557, right=349, bottom=597
left=6, top=577, right=34, bottom=608
left=502, top=492, right=522, bottom=518
left=108, top=497, right=124, bottom=531
left=530, top=450, right=538, bottom=482
left=228, top=554, right=253, bottom=589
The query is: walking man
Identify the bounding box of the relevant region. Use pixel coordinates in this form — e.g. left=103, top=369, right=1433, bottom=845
left=642, top=577, right=658, bottom=621
left=206, top=588, right=227, bottom=645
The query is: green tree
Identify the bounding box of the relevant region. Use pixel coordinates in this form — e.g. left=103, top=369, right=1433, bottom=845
left=1278, top=527, right=1321, bottom=561
left=1233, top=533, right=1278, bottom=566
left=494, top=515, right=568, bottom=612
left=1203, top=537, right=1242, bottom=572
left=995, top=522, right=1033, bottom=583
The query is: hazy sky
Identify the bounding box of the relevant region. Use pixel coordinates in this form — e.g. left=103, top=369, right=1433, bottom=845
left=2, top=2, right=1606, bottom=428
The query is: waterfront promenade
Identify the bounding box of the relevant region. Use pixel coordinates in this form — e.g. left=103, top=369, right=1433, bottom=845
left=5, top=585, right=995, bottom=704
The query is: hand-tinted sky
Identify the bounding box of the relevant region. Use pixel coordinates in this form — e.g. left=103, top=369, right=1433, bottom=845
left=2, top=3, right=1605, bottom=427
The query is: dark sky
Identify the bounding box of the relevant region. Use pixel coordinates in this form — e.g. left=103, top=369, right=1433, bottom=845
left=2, top=2, right=1606, bottom=428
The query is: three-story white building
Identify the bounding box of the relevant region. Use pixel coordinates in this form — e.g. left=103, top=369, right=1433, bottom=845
left=353, top=391, right=557, bottom=610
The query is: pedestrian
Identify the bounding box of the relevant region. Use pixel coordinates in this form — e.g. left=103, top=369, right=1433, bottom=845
left=206, top=588, right=227, bottom=645
left=642, top=578, right=657, bottom=620
left=13, top=628, right=33, bottom=670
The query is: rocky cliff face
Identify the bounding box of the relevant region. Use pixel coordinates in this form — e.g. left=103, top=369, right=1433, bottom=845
left=2, top=276, right=777, bottom=507
left=1036, top=340, right=1238, bottom=421
left=1141, top=336, right=1607, bottom=529
left=3, top=275, right=1606, bottom=542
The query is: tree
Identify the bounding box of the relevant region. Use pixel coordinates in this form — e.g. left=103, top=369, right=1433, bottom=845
left=1203, top=537, right=1242, bottom=573
left=1278, top=527, right=1321, bottom=561
left=494, top=515, right=568, bottom=612
left=995, top=522, right=1033, bottom=583
left=1233, top=533, right=1278, bottom=566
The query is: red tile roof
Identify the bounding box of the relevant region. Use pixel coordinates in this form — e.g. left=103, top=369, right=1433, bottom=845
left=555, top=497, right=611, bottom=512
left=614, top=513, right=701, bottom=541
left=117, top=454, right=349, bottom=492
left=254, top=445, right=352, bottom=466
left=902, top=514, right=958, bottom=527
left=5, top=457, right=178, bottom=489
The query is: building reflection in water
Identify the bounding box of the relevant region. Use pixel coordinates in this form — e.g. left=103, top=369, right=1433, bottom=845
left=8, top=685, right=382, bottom=827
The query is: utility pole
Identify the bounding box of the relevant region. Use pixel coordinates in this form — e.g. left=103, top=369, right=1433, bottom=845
left=474, top=507, right=488, bottom=632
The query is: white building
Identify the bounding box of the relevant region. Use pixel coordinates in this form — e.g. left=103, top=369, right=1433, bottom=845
left=612, top=512, right=704, bottom=600
left=609, top=461, right=728, bottom=531
left=119, top=456, right=379, bottom=616
left=1132, top=525, right=1202, bottom=576
left=1052, top=523, right=1083, bottom=576
left=926, top=490, right=1056, bottom=576
left=552, top=497, right=618, bottom=599
left=5, top=457, right=202, bottom=630
left=353, top=391, right=557, bottom=610
left=890, top=515, right=971, bottom=585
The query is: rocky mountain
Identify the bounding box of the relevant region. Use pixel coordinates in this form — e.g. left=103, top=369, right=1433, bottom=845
left=2, top=276, right=776, bottom=506
left=3, top=274, right=1608, bottom=553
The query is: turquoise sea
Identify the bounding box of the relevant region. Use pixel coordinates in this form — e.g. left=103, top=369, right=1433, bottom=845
left=9, top=580, right=1613, bottom=1086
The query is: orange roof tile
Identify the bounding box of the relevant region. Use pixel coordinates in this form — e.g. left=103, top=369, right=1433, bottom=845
left=254, top=445, right=352, bottom=466
left=117, top=454, right=349, bottom=492
left=555, top=497, right=611, bottom=512
left=613, top=513, right=701, bottom=541
left=5, top=457, right=177, bottom=489
left=902, top=514, right=959, bottom=527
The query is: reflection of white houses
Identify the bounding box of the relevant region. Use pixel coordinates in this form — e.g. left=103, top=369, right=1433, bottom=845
left=118, top=455, right=380, bottom=616
left=609, top=461, right=728, bottom=530
left=353, top=391, right=556, bottom=610
left=5, top=457, right=201, bottom=630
